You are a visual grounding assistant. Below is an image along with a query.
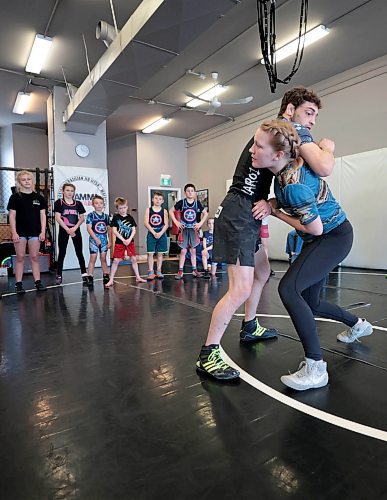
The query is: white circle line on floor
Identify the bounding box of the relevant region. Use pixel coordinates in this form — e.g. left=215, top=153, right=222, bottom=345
left=220, top=346, right=387, bottom=442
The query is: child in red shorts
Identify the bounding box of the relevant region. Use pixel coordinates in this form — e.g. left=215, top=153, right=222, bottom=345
left=105, top=197, right=146, bottom=287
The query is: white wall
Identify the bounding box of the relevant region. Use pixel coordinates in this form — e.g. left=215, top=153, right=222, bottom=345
left=187, top=55, right=387, bottom=269
left=136, top=133, right=187, bottom=253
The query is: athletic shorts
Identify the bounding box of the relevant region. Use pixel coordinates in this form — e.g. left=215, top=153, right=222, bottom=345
left=147, top=231, right=168, bottom=254
left=178, top=227, right=200, bottom=249
left=89, top=235, right=109, bottom=254
left=213, top=192, right=262, bottom=267
left=113, top=242, right=136, bottom=259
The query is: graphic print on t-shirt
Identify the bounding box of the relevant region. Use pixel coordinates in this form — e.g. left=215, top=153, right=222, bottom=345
left=111, top=213, right=137, bottom=243
left=86, top=212, right=109, bottom=235
left=54, top=199, right=86, bottom=227
left=181, top=199, right=198, bottom=228
left=149, top=207, right=164, bottom=230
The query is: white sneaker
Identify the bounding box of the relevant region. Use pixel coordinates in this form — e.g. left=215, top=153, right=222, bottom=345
left=281, top=358, right=329, bottom=391
left=337, top=319, right=373, bottom=343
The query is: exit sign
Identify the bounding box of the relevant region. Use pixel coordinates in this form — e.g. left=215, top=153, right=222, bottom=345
left=160, top=174, right=171, bottom=187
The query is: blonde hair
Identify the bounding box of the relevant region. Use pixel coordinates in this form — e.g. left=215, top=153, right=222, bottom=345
left=16, top=170, right=35, bottom=193
left=115, top=197, right=128, bottom=208
left=260, top=119, right=301, bottom=161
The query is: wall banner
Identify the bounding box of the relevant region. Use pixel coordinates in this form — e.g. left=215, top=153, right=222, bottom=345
left=53, top=165, right=109, bottom=270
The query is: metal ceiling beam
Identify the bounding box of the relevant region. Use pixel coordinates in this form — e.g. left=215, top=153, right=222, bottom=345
left=63, top=0, right=165, bottom=132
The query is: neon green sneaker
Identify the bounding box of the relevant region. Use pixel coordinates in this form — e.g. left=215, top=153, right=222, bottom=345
left=196, top=345, right=240, bottom=380
left=240, top=320, right=278, bottom=342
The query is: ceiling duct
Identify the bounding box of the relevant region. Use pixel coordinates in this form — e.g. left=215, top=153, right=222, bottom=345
left=96, top=21, right=119, bottom=48
left=63, top=0, right=239, bottom=134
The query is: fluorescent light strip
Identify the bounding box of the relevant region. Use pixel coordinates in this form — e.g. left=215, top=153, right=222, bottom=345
left=260, top=25, right=330, bottom=64
left=13, top=92, right=31, bottom=115
left=25, top=34, right=53, bottom=74
left=186, top=84, right=228, bottom=108
left=142, top=118, right=170, bottom=134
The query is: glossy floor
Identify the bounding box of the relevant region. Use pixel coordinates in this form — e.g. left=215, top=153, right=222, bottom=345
left=0, top=262, right=386, bottom=499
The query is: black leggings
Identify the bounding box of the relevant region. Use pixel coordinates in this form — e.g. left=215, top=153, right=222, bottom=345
left=278, top=220, right=358, bottom=361
left=57, top=227, right=86, bottom=276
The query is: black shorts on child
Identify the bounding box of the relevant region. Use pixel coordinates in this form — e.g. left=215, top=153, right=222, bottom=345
left=213, top=192, right=262, bottom=267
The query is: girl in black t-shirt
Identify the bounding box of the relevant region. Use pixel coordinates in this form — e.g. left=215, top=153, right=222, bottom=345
left=7, top=170, right=47, bottom=294
left=54, top=183, right=87, bottom=284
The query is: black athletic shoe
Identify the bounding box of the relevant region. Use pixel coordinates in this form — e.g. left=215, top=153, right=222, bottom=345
left=203, top=270, right=211, bottom=280
left=35, top=280, right=47, bottom=292
left=240, top=320, right=278, bottom=342
left=196, top=345, right=240, bottom=381
left=82, top=274, right=89, bottom=286
left=86, top=275, right=94, bottom=288
left=15, top=282, right=26, bottom=295
left=103, top=274, right=110, bottom=286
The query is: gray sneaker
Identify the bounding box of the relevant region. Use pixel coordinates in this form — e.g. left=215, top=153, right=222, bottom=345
left=281, top=358, right=328, bottom=391
left=337, top=319, right=373, bottom=343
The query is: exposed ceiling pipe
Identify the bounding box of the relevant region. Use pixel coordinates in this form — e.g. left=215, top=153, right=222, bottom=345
left=44, top=0, right=61, bottom=36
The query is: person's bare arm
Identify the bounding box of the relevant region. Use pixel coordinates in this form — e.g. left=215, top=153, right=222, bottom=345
left=55, top=212, right=71, bottom=232
left=144, top=208, right=156, bottom=235
left=169, top=207, right=183, bottom=230
left=39, top=209, right=46, bottom=241
left=300, top=138, right=335, bottom=177
left=9, top=209, right=19, bottom=241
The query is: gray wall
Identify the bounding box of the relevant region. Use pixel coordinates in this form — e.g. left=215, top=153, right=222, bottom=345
left=107, top=132, right=187, bottom=253
left=136, top=133, right=187, bottom=254
left=47, top=86, right=107, bottom=169
left=0, top=125, right=14, bottom=168
left=107, top=134, right=139, bottom=247
left=187, top=54, right=387, bottom=218
left=12, top=125, right=48, bottom=169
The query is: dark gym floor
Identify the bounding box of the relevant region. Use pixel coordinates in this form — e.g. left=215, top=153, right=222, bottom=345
left=0, top=261, right=386, bottom=500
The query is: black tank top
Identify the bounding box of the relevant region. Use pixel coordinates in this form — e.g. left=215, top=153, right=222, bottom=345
left=149, top=207, right=164, bottom=230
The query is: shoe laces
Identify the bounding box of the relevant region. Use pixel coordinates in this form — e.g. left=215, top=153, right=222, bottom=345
left=207, top=349, right=232, bottom=371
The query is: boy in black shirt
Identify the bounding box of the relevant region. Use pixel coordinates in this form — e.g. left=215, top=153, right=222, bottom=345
left=169, top=184, right=208, bottom=279
left=105, top=197, right=146, bottom=287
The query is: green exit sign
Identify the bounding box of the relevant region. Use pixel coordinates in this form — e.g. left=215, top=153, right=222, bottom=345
left=160, top=175, right=171, bottom=187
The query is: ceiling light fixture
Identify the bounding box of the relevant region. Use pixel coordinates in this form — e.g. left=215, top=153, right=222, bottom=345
left=13, top=92, right=31, bottom=115
left=260, top=25, right=329, bottom=64
left=142, top=118, right=171, bottom=134
left=25, top=34, right=53, bottom=74
left=186, top=85, right=228, bottom=108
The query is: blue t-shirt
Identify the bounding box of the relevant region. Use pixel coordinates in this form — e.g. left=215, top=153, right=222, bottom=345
left=86, top=211, right=110, bottom=237
left=203, top=230, right=214, bottom=247
left=274, top=162, right=346, bottom=242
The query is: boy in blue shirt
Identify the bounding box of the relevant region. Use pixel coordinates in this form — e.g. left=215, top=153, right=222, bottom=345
left=144, top=192, right=169, bottom=280
left=86, top=195, right=111, bottom=287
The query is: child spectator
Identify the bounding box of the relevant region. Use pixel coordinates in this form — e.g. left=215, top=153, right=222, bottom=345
left=54, top=183, right=87, bottom=285
left=105, top=197, right=146, bottom=287
left=201, top=218, right=218, bottom=279
left=169, top=184, right=208, bottom=280
left=86, top=195, right=111, bottom=288
left=144, top=192, right=168, bottom=280
left=7, top=170, right=47, bottom=294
